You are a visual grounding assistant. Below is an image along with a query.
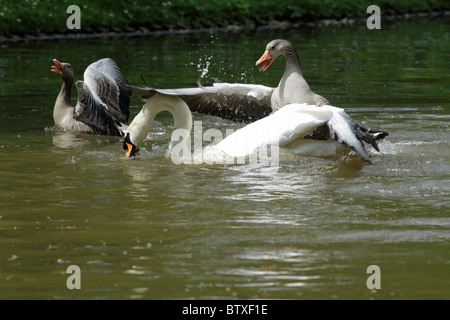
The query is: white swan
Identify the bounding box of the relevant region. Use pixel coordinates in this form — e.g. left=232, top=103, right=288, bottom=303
left=123, top=94, right=381, bottom=163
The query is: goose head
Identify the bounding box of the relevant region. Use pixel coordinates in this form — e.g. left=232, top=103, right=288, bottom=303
left=51, top=59, right=74, bottom=80
left=255, top=39, right=296, bottom=71
left=123, top=132, right=140, bottom=158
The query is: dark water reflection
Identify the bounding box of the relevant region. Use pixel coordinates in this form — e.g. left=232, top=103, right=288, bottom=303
left=0, top=19, right=449, bottom=299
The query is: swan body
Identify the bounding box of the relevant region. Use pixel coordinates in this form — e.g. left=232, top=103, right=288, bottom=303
left=215, top=104, right=334, bottom=158
left=215, top=103, right=373, bottom=161
left=124, top=94, right=378, bottom=163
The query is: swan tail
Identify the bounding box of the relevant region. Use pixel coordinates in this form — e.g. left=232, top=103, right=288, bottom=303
left=354, top=123, right=389, bottom=152
left=329, top=111, right=389, bottom=162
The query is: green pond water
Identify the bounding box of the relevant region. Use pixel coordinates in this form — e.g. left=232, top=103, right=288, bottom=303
left=0, top=18, right=449, bottom=300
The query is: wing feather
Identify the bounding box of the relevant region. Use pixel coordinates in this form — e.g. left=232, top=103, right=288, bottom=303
left=74, top=81, right=124, bottom=136
left=216, top=104, right=333, bottom=158
left=84, top=58, right=132, bottom=123
left=139, top=82, right=274, bottom=123
left=327, top=109, right=372, bottom=163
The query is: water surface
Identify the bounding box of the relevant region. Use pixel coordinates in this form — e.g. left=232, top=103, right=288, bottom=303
left=0, top=19, right=449, bottom=299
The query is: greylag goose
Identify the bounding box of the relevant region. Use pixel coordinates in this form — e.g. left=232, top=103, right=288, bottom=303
left=51, top=58, right=132, bottom=137
left=134, top=39, right=388, bottom=163
left=136, top=39, right=334, bottom=122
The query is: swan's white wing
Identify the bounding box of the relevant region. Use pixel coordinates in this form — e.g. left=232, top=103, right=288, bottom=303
left=216, top=104, right=374, bottom=162
left=139, top=82, right=274, bottom=123
left=215, top=104, right=334, bottom=158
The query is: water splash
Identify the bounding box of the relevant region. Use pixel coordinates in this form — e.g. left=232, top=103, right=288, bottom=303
left=198, top=57, right=212, bottom=79
left=192, top=34, right=219, bottom=81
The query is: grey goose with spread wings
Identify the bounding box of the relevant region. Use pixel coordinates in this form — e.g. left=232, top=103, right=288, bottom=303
left=51, top=58, right=132, bottom=137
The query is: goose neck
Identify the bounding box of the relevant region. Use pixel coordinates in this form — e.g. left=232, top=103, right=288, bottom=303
left=283, top=46, right=302, bottom=75
left=59, top=76, right=74, bottom=105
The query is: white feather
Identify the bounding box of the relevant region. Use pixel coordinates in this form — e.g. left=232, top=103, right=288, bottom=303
left=207, top=83, right=273, bottom=101
left=216, top=104, right=337, bottom=158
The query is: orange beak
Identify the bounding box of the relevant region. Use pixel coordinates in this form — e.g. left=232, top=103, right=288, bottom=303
left=255, top=50, right=274, bottom=72
left=122, top=132, right=140, bottom=158
left=125, top=142, right=134, bottom=158
left=123, top=132, right=140, bottom=158
left=51, top=59, right=63, bottom=74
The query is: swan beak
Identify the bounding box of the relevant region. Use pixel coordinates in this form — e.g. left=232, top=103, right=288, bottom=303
left=51, top=59, right=63, bottom=74
left=125, top=142, right=138, bottom=158
left=256, top=50, right=274, bottom=72
left=123, top=133, right=139, bottom=158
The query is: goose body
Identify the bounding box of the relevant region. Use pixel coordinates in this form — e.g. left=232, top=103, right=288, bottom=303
left=51, top=58, right=132, bottom=136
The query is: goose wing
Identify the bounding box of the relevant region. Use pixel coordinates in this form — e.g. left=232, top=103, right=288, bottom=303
left=74, top=58, right=132, bottom=136
left=73, top=81, right=125, bottom=136
left=84, top=58, right=132, bottom=123
left=139, top=82, right=274, bottom=123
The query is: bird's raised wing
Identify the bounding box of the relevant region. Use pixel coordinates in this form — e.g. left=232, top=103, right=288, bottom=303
left=83, top=58, right=132, bottom=124
left=139, top=82, right=274, bottom=123
left=73, top=81, right=126, bottom=136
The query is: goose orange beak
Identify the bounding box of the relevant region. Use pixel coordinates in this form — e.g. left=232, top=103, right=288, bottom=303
left=51, top=59, right=63, bottom=74
left=256, top=50, right=274, bottom=72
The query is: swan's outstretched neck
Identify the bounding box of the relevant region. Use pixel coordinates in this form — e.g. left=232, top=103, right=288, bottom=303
left=124, top=94, right=192, bottom=157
